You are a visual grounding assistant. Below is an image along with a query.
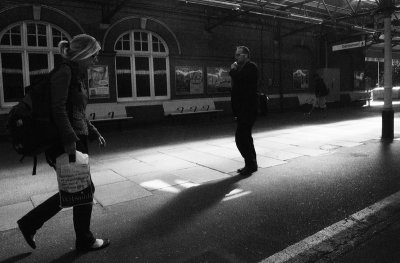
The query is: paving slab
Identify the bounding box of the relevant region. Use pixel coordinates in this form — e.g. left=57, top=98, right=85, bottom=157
left=113, top=161, right=160, bottom=177
left=258, top=150, right=303, bottom=161
left=284, top=145, right=331, bottom=156
left=0, top=201, right=33, bottom=231
left=142, top=157, right=197, bottom=172
left=162, top=149, right=243, bottom=173
left=91, top=169, right=127, bottom=186
left=255, top=139, right=294, bottom=150
left=91, top=154, right=135, bottom=163
left=190, top=144, right=241, bottom=159
left=330, top=140, right=364, bottom=147
left=151, top=181, right=201, bottom=194
left=97, top=158, right=141, bottom=175
left=133, top=152, right=176, bottom=162
left=203, top=159, right=244, bottom=173
left=161, top=149, right=214, bottom=163
left=127, top=171, right=190, bottom=191
left=259, top=136, right=301, bottom=145
left=171, top=166, right=231, bottom=183
left=254, top=156, right=287, bottom=168
left=319, top=144, right=342, bottom=151
left=94, top=181, right=153, bottom=206
left=207, top=141, right=238, bottom=150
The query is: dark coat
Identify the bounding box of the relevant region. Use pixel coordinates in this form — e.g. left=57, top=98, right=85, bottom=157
left=314, top=76, right=327, bottom=97
left=229, top=61, right=259, bottom=122
left=50, top=61, right=100, bottom=145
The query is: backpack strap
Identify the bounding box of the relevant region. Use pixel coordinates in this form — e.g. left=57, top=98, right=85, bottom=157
left=32, top=155, right=38, bottom=175
left=18, top=154, right=37, bottom=175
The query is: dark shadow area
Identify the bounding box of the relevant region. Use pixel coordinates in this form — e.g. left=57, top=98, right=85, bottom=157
left=48, top=250, right=84, bottom=263
left=380, top=137, right=394, bottom=144
left=0, top=252, right=32, bottom=263
left=127, top=175, right=243, bottom=242
left=182, top=250, right=237, bottom=263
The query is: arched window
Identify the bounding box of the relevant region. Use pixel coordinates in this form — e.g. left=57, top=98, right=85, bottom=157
left=115, top=30, right=170, bottom=101
left=0, top=21, right=70, bottom=106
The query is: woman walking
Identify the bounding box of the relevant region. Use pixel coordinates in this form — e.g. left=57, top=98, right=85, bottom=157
left=17, top=34, right=110, bottom=252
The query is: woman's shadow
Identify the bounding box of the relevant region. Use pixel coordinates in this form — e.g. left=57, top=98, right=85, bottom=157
left=0, top=253, right=32, bottom=263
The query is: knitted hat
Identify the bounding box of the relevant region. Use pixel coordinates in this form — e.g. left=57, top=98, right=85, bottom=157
left=59, top=34, right=101, bottom=62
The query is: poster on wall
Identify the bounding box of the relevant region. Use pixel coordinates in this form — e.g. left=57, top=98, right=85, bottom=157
left=207, top=67, right=231, bottom=94
left=175, top=66, right=204, bottom=95
left=87, top=65, right=110, bottom=99
left=293, top=69, right=309, bottom=89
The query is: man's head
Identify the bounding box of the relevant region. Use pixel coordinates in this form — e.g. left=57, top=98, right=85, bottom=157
left=235, top=46, right=250, bottom=65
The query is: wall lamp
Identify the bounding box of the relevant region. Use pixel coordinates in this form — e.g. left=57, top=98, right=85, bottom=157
left=179, top=0, right=241, bottom=10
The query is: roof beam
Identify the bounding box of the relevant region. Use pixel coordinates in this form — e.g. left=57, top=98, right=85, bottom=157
left=344, top=0, right=356, bottom=14
left=205, top=1, right=277, bottom=31
left=278, top=0, right=315, bottom=11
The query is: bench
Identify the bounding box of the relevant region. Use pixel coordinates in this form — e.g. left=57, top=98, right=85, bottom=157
left=86, top=103, right=133, bottom=129
left=162, top=98, right=223, bottom=118
left=349, top=91, right=372, bottom=106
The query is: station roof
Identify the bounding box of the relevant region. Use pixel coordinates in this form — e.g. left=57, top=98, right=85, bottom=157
left=176, top=0, right=400, bottom=51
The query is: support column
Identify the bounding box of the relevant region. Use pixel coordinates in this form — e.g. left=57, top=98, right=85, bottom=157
left=382, top=15, right=394, bottom=139
left=276, top=23, right=283, bottom=112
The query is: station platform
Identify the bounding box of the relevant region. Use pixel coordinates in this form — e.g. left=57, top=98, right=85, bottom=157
left=1, top=104, right=400, bottom=263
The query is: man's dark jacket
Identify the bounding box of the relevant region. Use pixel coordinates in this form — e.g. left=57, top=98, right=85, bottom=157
left=229, top=61, right=259, bottom=123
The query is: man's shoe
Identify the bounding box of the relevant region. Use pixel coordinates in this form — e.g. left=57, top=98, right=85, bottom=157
left=237, top=167, right=246, bottom=173
left=76, top=239, right=110, bottom=252
left=17, top=220, right=36, bottom=249
left=239, top=166, right=258, bottom=176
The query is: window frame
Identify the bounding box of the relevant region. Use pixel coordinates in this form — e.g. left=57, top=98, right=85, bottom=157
left=114, top=30, right=170, bottom=102
left=0, top=21, right=70, bottom=107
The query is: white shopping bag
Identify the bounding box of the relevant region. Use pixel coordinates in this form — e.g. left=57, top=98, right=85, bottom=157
left=56, top=150, right=93, bottom=207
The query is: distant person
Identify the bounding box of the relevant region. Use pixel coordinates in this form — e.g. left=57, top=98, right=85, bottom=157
left=229, top=46, right=258, bottom=176
left=306, top=73, right=328, bottom=118
left=17, top=34, right=109, bottom=252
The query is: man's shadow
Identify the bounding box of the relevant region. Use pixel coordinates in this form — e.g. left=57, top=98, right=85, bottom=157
left=129, top=175, right=243, bottom=241
left=42, top=174, right=244, bottom=261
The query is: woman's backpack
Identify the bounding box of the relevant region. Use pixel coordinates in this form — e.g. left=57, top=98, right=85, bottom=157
left=6, top=63, right=71, bottom=175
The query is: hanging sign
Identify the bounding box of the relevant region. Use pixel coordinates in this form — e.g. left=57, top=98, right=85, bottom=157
left=332, top=40, right=365, bottom=51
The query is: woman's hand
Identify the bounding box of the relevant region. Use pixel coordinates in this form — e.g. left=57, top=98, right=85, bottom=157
left=98, top=135, right=106, bottom=147
left=64, top=141, right=76, bottom=155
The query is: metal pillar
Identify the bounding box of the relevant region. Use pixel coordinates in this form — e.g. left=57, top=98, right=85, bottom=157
left=276, top=23, right=283, bottom=112
left=382, top=15, right=394, bottom=139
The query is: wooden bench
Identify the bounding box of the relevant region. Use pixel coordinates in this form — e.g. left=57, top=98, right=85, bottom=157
left=162, top=98, right=223, bottom=118
left=86, top=103, right=133, bottom=129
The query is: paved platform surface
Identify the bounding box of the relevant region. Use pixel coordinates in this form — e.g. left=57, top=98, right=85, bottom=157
left=1, top=105, right=400, bottom=262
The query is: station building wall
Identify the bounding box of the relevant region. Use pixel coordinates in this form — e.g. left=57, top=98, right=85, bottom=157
left=0, top=1, right=367, bottom=133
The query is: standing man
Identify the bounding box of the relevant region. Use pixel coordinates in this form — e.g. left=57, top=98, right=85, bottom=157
left=306, top=73, right=328, bottom=117
left=230, top=46, right=259, bottom=176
